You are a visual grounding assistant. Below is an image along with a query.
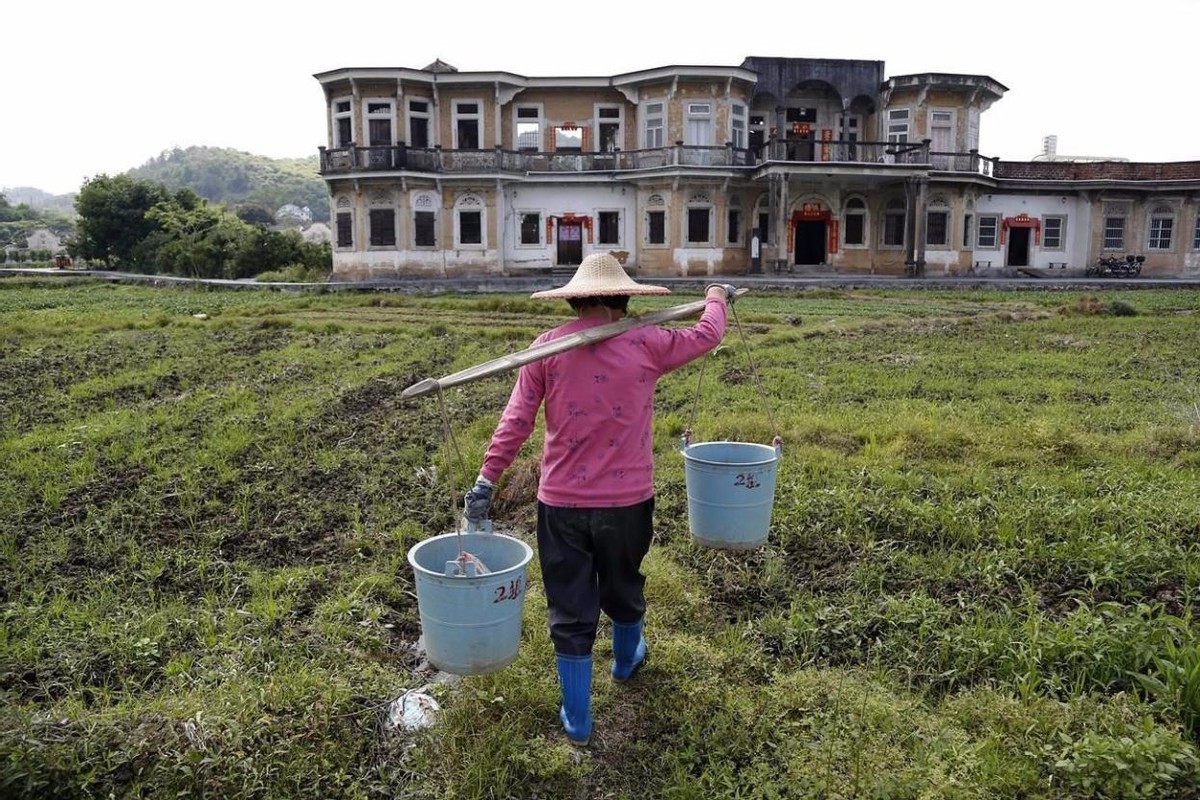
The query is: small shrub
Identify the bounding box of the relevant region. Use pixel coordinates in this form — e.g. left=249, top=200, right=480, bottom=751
left=1051, top=724, right=1199, bottom=799
left=1058, top=295, right=1139, bottom=317
left=255, top=263, right=331, bottom=283
left=1108, top=299, right=1139, bottom=316
left=1133, top=640, right=1200, bottom=743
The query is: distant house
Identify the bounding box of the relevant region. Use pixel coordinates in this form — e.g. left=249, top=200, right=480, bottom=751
left=26, top=228, right=63, bottom=252
left=275, top=204, right=313, bottom=226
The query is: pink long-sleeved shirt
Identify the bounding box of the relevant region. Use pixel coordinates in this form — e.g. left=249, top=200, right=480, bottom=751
left=481, top=297, right=728, bottom=507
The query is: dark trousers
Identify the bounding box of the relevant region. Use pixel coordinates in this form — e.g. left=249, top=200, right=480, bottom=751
left=536, top=499, right=654, bottom=656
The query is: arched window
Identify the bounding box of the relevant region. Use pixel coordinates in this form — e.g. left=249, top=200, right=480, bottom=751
left=1148, top=205, right=1175, bottom=251
left=368, top=191, right=396, bottom=248
left=843, top=197, right=867, bottom=247
left=645, top=193, right=667, bottom=246
left=685, top=192, right=713, bottom=246
left=925, top=196, right=950, bottom=247
left=335, top=196, right=353, bottom=249
left=454, top=193, right=486, bottom=249
left=882, top=198, right=906, bottom=247
left=412, top=191, right=439, bottom=248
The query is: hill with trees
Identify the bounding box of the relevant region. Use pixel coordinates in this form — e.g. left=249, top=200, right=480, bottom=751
left=0, top=186, right=77, bottom=215
left=126, top=146, right=330, bottom=223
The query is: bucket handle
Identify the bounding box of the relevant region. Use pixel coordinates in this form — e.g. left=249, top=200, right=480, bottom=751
left=683, top=298, right=782, bottom=450
left=434, top=385, right=490, bottom=562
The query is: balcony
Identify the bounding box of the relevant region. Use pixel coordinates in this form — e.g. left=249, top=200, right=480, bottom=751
left=758, top=139, right=994, bottom=176
left=319, top=142, right=757, bottom=177
left=318, top=140, right=994, bottom=178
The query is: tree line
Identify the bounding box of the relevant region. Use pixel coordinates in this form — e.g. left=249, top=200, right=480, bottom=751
left=72, top=174, right=330, bottom=280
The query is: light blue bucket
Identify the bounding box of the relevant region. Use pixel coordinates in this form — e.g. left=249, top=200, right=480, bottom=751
left=682, top=441, right=780, bottom=550
left=407, top=531, right=534, bottom=675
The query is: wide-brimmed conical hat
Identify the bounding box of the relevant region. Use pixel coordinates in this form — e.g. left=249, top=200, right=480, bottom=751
left=530, top=253, right=670, bottom=299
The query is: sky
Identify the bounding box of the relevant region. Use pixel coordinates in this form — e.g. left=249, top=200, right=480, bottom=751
left=5, top=0, right=1198, bottom=196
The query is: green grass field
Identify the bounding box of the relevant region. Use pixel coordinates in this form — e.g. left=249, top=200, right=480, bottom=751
left=3, top=279, right=1200, bottom=798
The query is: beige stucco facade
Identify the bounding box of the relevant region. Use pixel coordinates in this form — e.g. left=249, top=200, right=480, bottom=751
left=315, top=57, right=1200, bottom=280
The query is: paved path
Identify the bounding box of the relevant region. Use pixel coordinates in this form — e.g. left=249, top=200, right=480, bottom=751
left=4, top=267, right=1200, bottom=293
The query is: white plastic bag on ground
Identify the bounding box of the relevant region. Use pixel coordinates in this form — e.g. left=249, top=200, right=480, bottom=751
left=386, top=687, right=440, bottom=731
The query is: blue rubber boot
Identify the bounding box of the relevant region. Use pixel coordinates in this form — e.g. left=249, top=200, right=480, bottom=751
left=555, top=653, right=593, bottom=745
left=611, top=618, right=647, bottom=682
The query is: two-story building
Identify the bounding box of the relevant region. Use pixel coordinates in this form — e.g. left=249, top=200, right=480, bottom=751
left=314, top=57, right=1200, bottom=280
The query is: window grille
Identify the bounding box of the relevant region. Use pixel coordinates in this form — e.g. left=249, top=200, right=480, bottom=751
left=845, top=198, right=866, bottom=246
left=1043, top=217, right=1064, bottom=249
left=977, top=215, right=998, bottom=248
left=414, top=212, right=435, bottom=247
left=369, top=209, right=396, bottom=247
left=648, top=211, right=665, bottom=244
left=1149, top=216, right=1174, bottom=250
left=687, top=208, right=710, bottom=244
left=926, top=211, right=948, bottom=246
left=520, top=213, right=540, bottom=245
left=883, top=200, right=905, bottom=246
left=1103, top=217, right=1125, bottom=249
left=459, top=211, right=482, bottom=245
left=598, top=212, right=620, bottom=245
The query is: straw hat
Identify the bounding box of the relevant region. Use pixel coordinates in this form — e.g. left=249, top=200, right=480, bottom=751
left=530, top=253, right=670, bottom=299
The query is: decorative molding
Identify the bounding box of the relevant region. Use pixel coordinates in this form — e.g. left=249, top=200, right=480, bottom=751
left=412, top=191, right=438, bottom=209
left=456, top=193, right=484, bottom=208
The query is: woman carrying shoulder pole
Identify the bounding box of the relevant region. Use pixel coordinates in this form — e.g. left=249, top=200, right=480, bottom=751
left=464, top=252, right=736, bottom=745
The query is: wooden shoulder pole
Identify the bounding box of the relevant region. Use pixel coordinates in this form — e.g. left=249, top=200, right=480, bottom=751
left=401, top=289, right=748, bottom=399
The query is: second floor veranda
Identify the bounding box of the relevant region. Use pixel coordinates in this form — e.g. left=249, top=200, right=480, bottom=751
left=317, top=138, right=997, bottom=179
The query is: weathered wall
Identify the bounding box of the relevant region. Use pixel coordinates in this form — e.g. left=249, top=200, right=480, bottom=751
left=501, top=184, right=638, bottom=271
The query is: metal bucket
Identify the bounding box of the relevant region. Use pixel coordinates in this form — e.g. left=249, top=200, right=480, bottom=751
left=407, top=531, right=534, bottom=675
left=681, top=441, right=779, bottom=550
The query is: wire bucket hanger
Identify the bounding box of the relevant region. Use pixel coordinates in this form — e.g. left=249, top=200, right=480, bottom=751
left=681, top=300, right=781, bottom=452
left=435, top=386, right=490, bottom=577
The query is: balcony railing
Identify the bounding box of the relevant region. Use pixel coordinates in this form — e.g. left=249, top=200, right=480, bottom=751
left=759, top=139, right=994, bottom=175
left=318, top=143, right=755, bottom=175
left=318, top=141, right=994, bottom=177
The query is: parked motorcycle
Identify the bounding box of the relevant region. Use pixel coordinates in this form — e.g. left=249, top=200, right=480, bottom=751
left=1086, top=253, right=1144, bottom=278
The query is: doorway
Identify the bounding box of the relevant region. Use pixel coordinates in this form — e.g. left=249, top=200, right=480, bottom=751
left=1006, top=227, right=1030, bottom=268
left=557, top=221, right=583, bottom=266
left=788, top=134, right=815, bottom=162
left=794, top=220, right=826, bottom=265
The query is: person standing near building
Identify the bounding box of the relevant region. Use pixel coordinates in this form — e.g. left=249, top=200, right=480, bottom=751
left=463, top=253, right=735, bottom=745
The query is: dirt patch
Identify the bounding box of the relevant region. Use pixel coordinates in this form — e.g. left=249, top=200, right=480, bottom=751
left=24, top=464, right=151, bottom=535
